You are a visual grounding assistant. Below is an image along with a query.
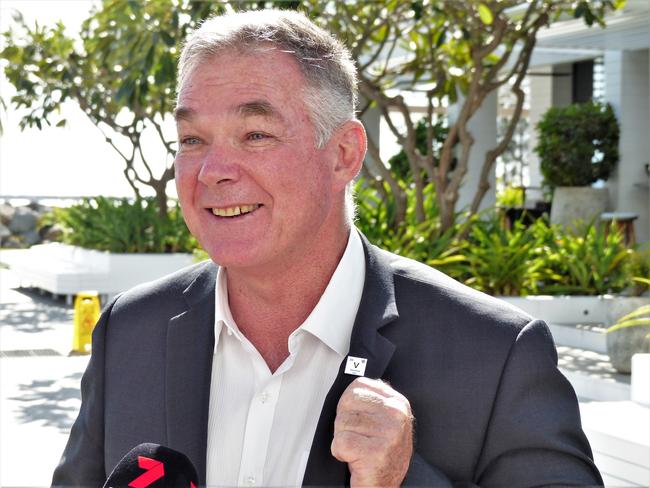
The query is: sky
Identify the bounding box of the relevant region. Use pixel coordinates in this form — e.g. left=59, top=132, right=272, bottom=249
left=0, top=0, right=160, bottom=200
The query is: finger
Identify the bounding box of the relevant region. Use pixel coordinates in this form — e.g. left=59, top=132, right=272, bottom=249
left=334, top=409, right=385, bottom=436
left=332, top=430, right=404, bottom=486
left=353, top=377, right=398, bottom=397
left=338, top=382, right=412, bottom=417
left=331, top=429, right=374, bottom=464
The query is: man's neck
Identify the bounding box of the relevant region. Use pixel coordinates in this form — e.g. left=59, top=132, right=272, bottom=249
left=225, top=224, right=352, bottom=372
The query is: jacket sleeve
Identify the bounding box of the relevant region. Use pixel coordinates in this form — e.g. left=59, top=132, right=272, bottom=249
left=402, top=319, right=603, bottom=487
left=51, top=298, right=118, bottom=486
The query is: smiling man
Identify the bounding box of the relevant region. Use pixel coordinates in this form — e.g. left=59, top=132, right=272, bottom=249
left=53, top=9, right=602, bottom=488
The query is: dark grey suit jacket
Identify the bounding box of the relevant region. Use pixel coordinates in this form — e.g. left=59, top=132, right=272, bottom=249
left=52, top=235, right=602, bottom=486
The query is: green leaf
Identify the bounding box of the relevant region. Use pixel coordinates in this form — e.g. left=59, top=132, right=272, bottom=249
left=574, top=2, right=587, bottom=19
left=160, top=30, right=175, bottom=47
left=478, top=4, right=493, bottom=25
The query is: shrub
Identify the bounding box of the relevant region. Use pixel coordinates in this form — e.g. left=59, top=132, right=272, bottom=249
left=496, top=185, right=524, bottom=208
left=535, top=101, right=619, bottom=187
left=459, top=214, right=548, bottom=296
left=354, top=179, right=466, bottom=278
left=53, top=197, right=197, bottom=253
left=539, top=221, right=632, bottom=295
left=628, top=249, right=650, bottom=296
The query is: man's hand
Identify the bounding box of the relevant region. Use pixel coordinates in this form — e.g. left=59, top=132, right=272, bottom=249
left=331, top=377, right=413, bottom=487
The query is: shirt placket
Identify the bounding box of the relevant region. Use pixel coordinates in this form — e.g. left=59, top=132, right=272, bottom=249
left=237, top=358, right=283, bottom=487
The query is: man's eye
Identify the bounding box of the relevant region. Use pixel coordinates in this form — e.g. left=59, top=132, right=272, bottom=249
left=181, top=136, right=201, bottom=145
left=247, top=132, right=269, bottom=141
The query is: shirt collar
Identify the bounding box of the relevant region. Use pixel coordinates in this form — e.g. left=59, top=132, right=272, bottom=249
left=299, top=229, right=365, bottom=356
left=213, top=229, right=366, bottom=357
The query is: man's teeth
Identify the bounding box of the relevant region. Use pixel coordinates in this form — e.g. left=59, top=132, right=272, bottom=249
left=211, top=204, right=260, bottom=217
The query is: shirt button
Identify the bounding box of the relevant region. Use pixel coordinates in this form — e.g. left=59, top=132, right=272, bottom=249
left=260, top=392, right=269, bottom=403
left=246, top=476, right=256, bottom=485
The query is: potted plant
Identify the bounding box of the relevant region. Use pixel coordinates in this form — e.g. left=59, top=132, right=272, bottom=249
left=606, top=276, right=650, bottom=373
left=535, top=101, right=619, bottom=229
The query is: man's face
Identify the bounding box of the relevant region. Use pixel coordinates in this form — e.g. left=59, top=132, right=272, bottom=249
left=174, top=49, right=344, bottom=271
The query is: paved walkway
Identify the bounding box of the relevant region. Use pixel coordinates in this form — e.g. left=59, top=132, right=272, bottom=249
left=0, top=269, right=89, bottom=487
left=0, top=267, right=638, bottom=487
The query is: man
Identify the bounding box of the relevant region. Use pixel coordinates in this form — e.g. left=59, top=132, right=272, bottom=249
left=53, top=9, right=602, bottom=487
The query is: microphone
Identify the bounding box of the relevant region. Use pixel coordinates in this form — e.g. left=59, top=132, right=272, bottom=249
left=103, top=443, right=198, bottom=488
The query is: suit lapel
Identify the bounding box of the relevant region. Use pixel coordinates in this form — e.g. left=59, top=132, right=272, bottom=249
left=303, top=233, right=398, bottom=486
left=165, top=262, right=217, bottom=485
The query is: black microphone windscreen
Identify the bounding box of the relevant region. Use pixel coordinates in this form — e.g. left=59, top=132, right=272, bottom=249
left=103, top=443, right=198, bottom=488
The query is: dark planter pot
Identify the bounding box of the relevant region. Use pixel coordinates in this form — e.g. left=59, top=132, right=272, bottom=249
left=550, top=187, right=609, bottom=229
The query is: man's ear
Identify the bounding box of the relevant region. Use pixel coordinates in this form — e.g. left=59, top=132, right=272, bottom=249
left=330, top=120, right=367, bottom=192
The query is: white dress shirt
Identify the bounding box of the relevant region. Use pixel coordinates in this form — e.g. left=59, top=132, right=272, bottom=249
left=205, top=230, right=365, bottom=487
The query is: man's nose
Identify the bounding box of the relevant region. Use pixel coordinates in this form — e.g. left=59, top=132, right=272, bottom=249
left=197, top=146, right=241, bottom=186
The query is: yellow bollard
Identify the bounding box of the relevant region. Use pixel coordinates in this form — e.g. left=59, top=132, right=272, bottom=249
left=72, top=291, right=101, bottom=354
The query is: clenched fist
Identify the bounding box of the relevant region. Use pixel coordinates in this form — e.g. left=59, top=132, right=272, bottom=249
left=331, top=377, right=413, bottom=487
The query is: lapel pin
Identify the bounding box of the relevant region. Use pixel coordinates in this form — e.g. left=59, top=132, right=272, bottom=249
left=344, top=355, right=367, bottom=376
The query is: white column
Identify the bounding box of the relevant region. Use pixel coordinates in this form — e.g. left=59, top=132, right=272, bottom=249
left=360, top=101, right=382, bottom=169
left=527, top=64, right=573, bottom=189
left=451, top=90, right=498, bottom=212
left=605, top=49, right=650, bottom=244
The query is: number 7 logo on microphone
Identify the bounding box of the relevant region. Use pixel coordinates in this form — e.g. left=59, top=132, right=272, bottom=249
left=128, top=456, right=164, bottom=488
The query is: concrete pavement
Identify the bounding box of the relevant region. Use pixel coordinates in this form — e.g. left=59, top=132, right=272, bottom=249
left=0, top=269, right=89, bottom=487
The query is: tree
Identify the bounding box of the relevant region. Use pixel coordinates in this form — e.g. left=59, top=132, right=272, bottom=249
left=1, top=0, right=224, bottom=218
left=310, top=0, right=622, bottom=231
left=2, top=0, right=622, bottom=227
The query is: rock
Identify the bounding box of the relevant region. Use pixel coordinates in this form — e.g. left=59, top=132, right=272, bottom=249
left=8, top=206, right=39, bottom=234
left=21, top=230, right=41, bottom=246
left=0, top=204, right=15, bottom=226
left=2, top=236, right=25, bottom=249
left=0, top=223, right=10, bottom=240
left=40, top=223, right=65, bottom=242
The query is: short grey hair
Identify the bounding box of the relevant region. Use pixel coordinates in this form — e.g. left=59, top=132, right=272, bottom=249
left=177, top=9, right=359, bottom=149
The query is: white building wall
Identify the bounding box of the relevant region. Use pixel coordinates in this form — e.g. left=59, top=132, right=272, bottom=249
left=605, top=49, right=650, bottom=244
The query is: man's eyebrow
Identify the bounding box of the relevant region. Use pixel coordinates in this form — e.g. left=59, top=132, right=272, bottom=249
left=173, top=106, right=195, bottom=121
left=173, top=100, right=283, bottom=121
left=235, top=100, right=283, bottom=120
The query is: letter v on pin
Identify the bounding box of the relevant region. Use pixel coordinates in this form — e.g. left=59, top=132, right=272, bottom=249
left=344, top=355, right=367, bottom=376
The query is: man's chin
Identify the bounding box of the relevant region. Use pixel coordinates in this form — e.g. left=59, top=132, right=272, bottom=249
left=201, top=243, right=263, bottom=270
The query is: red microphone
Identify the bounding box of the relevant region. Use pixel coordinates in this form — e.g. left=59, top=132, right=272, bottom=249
left=103, top=443, right=198, bottom=488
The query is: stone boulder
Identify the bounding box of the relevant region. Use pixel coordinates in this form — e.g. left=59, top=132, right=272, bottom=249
left=0, top=204, right=15, bottom=226
left=21, top=230, right=41, bottom=246
left=0, top=223, right=11, bottom=241
left=40, top=223, right=65, bottom=242
left=8, top=206, right=39, bottom=234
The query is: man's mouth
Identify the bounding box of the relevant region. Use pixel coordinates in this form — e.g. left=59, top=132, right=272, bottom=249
left=211, top=204, right=261, bottom=218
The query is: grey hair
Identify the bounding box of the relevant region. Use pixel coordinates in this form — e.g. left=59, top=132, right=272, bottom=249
left=177, top=9, right=359, bottom=149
